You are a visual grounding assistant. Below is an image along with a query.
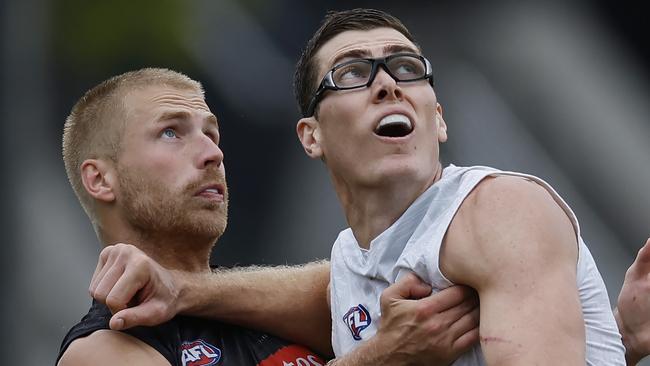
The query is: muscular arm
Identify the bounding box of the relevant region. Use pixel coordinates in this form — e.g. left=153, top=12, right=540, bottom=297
left=91, top=248, right=332, bottom=356
left=441, top=176, right=584, bottom=365
left=91, top=245, right=479, bottom=364
left=181, top=262, right=333, bottom=356
left=58, top=330, right=169, bottom=366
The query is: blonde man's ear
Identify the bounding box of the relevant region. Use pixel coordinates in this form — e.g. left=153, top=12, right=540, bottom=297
left=81, top=159, right=117, bottom=203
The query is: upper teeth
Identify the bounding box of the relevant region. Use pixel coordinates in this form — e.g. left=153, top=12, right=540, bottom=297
left=205, top=188, right=219, bottom=194
left=377, top=114, right=412, bottom=130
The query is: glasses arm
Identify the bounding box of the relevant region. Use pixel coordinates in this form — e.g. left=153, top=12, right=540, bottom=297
left=304, top=72, right=338, bottom=117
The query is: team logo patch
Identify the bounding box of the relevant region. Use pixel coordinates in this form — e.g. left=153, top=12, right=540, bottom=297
left=181, top=340, right=221, bottom=366
left=343, top=304, right=372, bottom=341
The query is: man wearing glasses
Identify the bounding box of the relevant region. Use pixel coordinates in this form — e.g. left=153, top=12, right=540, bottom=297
left=293, top=8, right=623, bottom=364
left=89, top=8, right=650, bottom=365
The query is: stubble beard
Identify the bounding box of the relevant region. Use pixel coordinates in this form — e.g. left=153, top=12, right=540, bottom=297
left=117, top=166, right=229, bottom=244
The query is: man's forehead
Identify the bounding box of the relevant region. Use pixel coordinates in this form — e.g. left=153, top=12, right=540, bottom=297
left=316, top=27, right=418, bottom=71
left=126, top=85, right=211, bottom=116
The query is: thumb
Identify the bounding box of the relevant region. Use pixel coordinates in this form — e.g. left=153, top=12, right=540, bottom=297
left=110, top=302, right=165, bottom=330
left=639, top=238, right=650, bottom=262
left=632, top=238, right=650, bottom=267
left=625, top=238, right=650, bottom=280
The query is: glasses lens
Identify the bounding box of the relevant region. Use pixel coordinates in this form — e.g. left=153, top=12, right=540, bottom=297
left=387, top=55, right=426, bottom=81
left=332, top=61, right=373, bottom=88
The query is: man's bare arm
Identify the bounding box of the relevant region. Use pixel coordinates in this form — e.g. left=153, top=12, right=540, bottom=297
left=90, top=244, right=480, bottom=364
left=58, top=330, right=170, bottom=366
left=442, top=176, right=585, bottom=365
left=615, top=238, right=650, bottom=365
left=90, top=244, right=333, bottom=356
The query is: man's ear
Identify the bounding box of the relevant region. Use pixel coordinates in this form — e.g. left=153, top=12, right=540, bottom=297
left=435, top=103, right=448, bottom=143
left=80, top=159, right=117, bottom=203
left=296, top=117, right=324, bottom=159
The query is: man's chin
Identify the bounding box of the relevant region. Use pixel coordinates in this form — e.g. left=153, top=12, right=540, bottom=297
left=187, top=211, right=228, bottom=239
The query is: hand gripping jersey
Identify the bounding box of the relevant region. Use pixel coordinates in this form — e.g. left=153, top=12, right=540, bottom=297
left=329, top=165, right=625, bottom=365
left=56, top=300, right=325, bottom=366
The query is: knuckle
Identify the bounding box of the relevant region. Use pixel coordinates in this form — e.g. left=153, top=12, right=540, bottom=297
left=402, top=272, right=417, bottom=283
left=90, top=288, right=102, bottom=300
left=426, top=321, right=443, bottom=335
left=150, top=303, right=169, bottom=321
left=105, top=294, right=124, bottom=309
left=114, top=243, right=128, bottom=251
left=99, top=246, right=113, bottom=261
left=414, top=302, right=434, bottom=321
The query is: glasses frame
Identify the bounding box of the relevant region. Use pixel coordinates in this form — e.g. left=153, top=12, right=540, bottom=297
left=304, top=52, right=434, bottom=117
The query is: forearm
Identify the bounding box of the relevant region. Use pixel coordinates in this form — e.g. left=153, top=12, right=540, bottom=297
left=176, top=261, right=332, bottom=356
left=326, top=337, right=394, bottom=366
left=327, top=332, right=455, bottom=366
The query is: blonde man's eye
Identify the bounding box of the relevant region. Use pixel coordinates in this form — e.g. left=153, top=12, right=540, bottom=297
left=162, top=128, right=177, bottom=139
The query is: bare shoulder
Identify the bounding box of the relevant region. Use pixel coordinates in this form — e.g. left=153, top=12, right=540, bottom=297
left=441, top=175, right=578, bottom=287
left=58, top=329, right=170, bottom=366
left=465, top=175, right=554, bottom=211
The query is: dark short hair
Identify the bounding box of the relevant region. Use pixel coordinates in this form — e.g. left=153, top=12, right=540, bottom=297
left=293, top=8, right=420, bottom=117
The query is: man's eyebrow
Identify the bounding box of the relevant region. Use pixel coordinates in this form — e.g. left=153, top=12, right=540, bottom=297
left=157, top=110, right=219, bottom=128
left=329, top=45, right=421, bottom=69
left=330, top=49, right=373, bottom=68
left=157, top=110, right=191, bottom=122
left=383, top=44, right=419, bottom=55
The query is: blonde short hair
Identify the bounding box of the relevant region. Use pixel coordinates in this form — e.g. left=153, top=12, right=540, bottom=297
left=62, top=68, right=203, bottom=222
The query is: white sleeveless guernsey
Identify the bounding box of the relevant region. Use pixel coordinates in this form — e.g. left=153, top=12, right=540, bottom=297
left=330, top=165, right=625, bottom=365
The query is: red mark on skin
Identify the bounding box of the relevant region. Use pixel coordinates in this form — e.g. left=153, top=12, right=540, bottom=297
left=481, top=336, right=523, bottom=348
left=480, top=336, right=510, bottom=344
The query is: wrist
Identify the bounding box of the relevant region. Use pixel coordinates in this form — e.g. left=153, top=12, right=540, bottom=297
left=615, top=309, right=643, bottom=365
left=172, top=270, right=195, bottom=314
left=622, top=334, right=643, bottom=366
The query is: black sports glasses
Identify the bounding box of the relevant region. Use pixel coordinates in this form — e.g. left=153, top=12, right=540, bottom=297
left=304, top=53, right=434, bottom=117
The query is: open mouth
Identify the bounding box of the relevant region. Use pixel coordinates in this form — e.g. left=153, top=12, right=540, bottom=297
left=196, top=184, right=225, bottom=198
left=374, top=114, right=413, bottom=138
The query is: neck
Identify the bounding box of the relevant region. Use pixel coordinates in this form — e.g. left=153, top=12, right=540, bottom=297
left=333, top=163, right=444, bottom=249
left=97, top=217, right=215, bottom=273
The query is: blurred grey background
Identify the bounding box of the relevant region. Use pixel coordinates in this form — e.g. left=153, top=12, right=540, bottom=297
left=1, top=0, right=648, bottom=364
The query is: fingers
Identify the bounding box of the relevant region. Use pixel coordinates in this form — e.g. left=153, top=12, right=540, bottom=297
left=452, top=326, right=480, bottom=353
left=103, top=264, right=149, bottom=314
left=419, top=285, right=478, bottom=314
left=447, top=306, right=480, bottom=339
left=110, top=301, right=166, bottom=330
left=382, top=272, right=432, bottom=301
left=89, top=246, right=117, bottom=295
left=88, top=244, right=149, bottom=314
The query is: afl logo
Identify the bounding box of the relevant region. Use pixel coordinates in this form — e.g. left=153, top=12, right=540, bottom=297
left=180, top=340, right=221, bottom=366
left=343, top=304, right=372, bottom=341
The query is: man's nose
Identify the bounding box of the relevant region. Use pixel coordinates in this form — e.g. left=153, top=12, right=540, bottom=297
left=197, top=134, right=224, bottom=169
left=371, top=66, right=403, bottom=102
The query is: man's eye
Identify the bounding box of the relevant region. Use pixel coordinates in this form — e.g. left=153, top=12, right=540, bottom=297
left=395, top=63, right=416, bottom=74
left=334, top=63, right=370, bottom=86
left=161, top=128, right=178, bottom=139
left=339, top=66, right=364, bottom=79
